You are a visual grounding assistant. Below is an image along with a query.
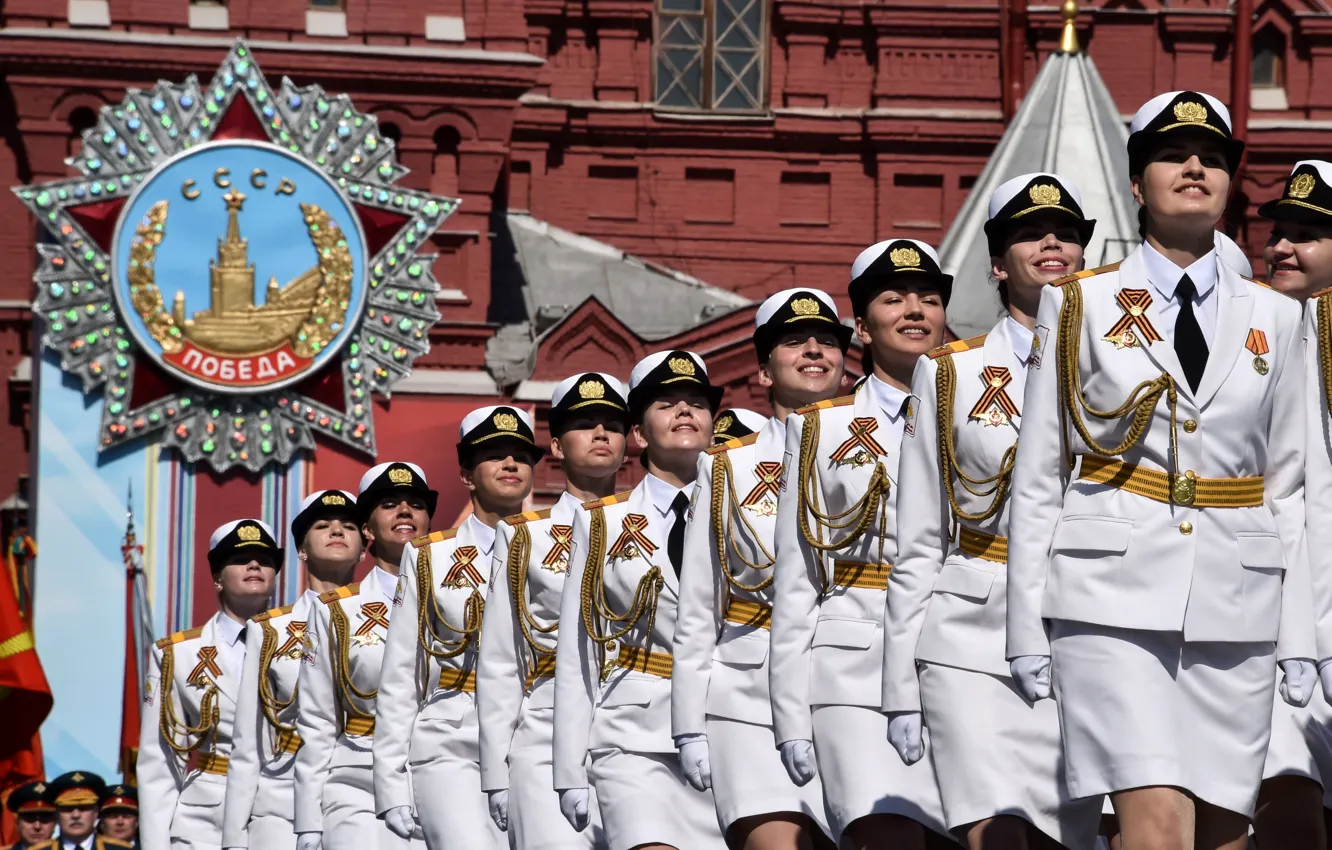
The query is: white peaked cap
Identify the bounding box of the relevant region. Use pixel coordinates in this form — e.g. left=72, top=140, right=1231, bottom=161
left=1130, top=91, right=1232, bottom=135
left=359, top=461, right=427, bottom=494
left=724, top=408, right=769, bottom=433
left=630, top=350, right=709, bottom=389
left=1214, top=232, right=1252, bottom=278
left=460, top=405, right=534, bottom=436
left=551, top=373, right=627, bottom=407
left=209, top=518, right=275, bottom=550
left=297, top=489, right=357, bottom=514
left=754, top=288, right=840, bottom=327
left=988, top=173, right=1086, bottom=219
left=1292, top=160, right=1332, bottom=185
left=850, top=239, right=941, bottom=280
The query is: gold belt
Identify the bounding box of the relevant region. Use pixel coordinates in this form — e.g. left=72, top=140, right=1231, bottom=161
left=525, top=653, right=556, bottom=690
left=613, top=646, right=673, bottom=679
left=724, top=596, right=771, bottom=630
left=958, top=527, right=1008, bottom=563
left=276, top=729, right=302, bottom=755
left=1079, top=455, right=1264, bottom=508
left=197, top=752, right=229, bottom=775
left=438, top=667, right=477, bottom=694
left=832, top=560, right=892, bottom=591
left=344, top=716, right=376, bottom=737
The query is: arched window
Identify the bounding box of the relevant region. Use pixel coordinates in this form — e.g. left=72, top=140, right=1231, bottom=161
left=1252, top=27, right=1284, bottom=89
left=654, top=0, right=767, bottom=112
left=67, top=107, right=97, bottom=160
left=432, top=126, right=461, bottom=198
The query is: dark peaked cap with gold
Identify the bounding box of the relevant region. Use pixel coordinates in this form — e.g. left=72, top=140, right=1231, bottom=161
left=628, top=350, right=724, bottom=418
left=358, top=461, right=438, bottom=520
left=291, top=489, right=359, bottom=548
left=207, top=518, right=282, bottom=573
left=848, top=238, right=952, bottom=316
left=6, top=781, right=54, bottom=814
left=457, top=405, right=544, bottom=467
left=713, top=408, right=768, bottom=443
left=549, top=372, right=630, bottom=436
left=752, top=287, right=852, bottom=363
left=45, top=771, right=106, bottom=808
left=100, top=783, right=137, bottom=814
left=1258, top=160, right=1332, bottom=226
left=984, top=172, right=1096, bottom=256
left=1127, top=90, right=1243, bottom=176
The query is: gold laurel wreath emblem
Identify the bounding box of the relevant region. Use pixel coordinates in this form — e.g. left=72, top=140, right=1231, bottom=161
left=1172, top=101, right=1208, bottom=125
left=1290, top=173, right=1317, bottom=200
left=125, top=200, right=354, bottom=361
left=890, top=247, right=920, bottom=268
left=1028, top=184, right=1062, bottom=206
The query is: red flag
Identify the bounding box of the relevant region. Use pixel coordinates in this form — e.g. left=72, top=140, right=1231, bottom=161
left=119, top=551, right=140, bottom=782
left=0, top=550, right=50, bottom=844
left=0, top=736, right=44, bottom=844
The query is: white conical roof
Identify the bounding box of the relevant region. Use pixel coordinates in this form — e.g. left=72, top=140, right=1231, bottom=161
left=939, top=51, right=1138, bottom=338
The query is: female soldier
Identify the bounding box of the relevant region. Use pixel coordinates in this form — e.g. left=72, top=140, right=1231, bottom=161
left=138, top=519, right=280, bottom=850
left=223, top=491, right=363, bottom=850
left=1006, top=91, right=1317, bottom=850
left=553, top=350, right=728, bottom=850
left=375, top=407, right=540, bottom=850
left=883, top=174, right=1103, bottom=849
left=769, top=240, right=949, bottom=850
left=671, top=289, right=848, bottom=850
left=294, top=463, right=433, bottom=850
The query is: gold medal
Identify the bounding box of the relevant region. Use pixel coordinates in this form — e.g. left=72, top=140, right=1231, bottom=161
left=1253, top=356, right=1269, bottom=375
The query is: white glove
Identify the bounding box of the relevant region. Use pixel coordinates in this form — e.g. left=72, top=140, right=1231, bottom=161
left=1319, top=658, right=1332, bottom=706
left=886, top=711, right=924, bottom=765
left=779, top=739, right=817, bottom=786
left=559, top=788, right=590, bottom=832
left=1280, top=658, right=1318, bottom=707
left=1011, top=655, right=1052, bottom=702
left=384, top=806, right=418, bottom=840
left=295, top=833, right=322, bottom=850
left=676, top=734, right=712, bottom=791
left=488, top=790, right=510, bottom=832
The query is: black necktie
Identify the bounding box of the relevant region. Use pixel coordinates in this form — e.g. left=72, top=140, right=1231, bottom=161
left=1174, top=275, right=1208, bottom=393
left=668, top=492, right=689, bottom=577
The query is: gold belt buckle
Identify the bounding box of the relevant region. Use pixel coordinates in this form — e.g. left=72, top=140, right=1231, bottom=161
left=1171, top=471, right=1197, bottom=506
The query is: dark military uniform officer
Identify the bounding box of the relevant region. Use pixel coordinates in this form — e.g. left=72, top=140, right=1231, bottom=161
left=5, top=781, right=56, bottom=850
left=97, top=785, right=138, bottom=849
left=30, top=772, right=132, bottom=850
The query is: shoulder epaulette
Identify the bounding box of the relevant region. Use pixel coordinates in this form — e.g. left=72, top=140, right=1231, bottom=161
left=155, top=625, right=204, bottom=649
left=706, top=432, right=760, bottom=455
left=506, top=507, right=553, bottom=525
left=252, top=602, right=296, bottom=623
left=1313, top=286, right=1332, bottom=301
left=928, top=334, right=986, bottom=359
left=581, top=491, right=633, bottom=511
left=1242, top=275, right=1275, bottom=291
left=1051, top=261, right=1122, bottom=287
left=795, top=394, right=855, bottom=415
left=319, top=583, right=360, bottom=604
left=100, top=839, right=135, bottom=849
left=411, top=528, right=457, bottom=548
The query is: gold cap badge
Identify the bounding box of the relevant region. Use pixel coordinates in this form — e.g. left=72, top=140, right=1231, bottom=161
left=1028, top=184, right=1062, bottom=206
left=70, top=773, right=84, bottom=783
left=668, top=356, right=696, bottom=377
left=714, top=414, right=734, bottom=435
left=790, top=297, right=820, bottom=316
left=237, top=524, right=262, bottom=542
left=1290, top=172, right=1317, bottom=200
left=1172, top=101, right=1208, bottom=125
left=890, top=247, right=921, bottom=268
left=387, top=467, right=413, bottom=484
left=578, top=379, right=605, bottom=400
left=322, top=493, right=347, bottom=506
left=494, top=412, right=519, bottom=432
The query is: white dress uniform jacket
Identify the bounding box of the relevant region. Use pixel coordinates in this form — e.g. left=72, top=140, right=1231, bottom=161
left=478, top=492, right=603, bottom=849
left=295, top=567, right=420, bottom=850
left=671, top=417, right=830, bottom=835
left=553, top=476, right=727, bottom=850
left=769, top=379, right=946, bottom=838
left=375, top=516, right=505, bottom=850
left=139, top=612, right=246, bottom=850
left=222, top=591, right=319, bottom=849
left=884, top=320, right=1100, bottom=845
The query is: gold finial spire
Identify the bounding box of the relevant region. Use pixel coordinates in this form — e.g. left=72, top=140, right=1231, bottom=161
left=1059, top=0, right=1080, bottom=54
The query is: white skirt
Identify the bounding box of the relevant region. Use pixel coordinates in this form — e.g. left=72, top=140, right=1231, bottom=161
left=588, top=748, right=727, bottom=850
left=412, top=754, right=506, bottom=850
left=811, top=704, right=948, bottom=840
left=322, top=764, right=424, bottom=850
left=1262, top=682, right=1332, bottom=806
left=706, top=717, right=831, bottom=838
left=919, top=663, right=1102, bottom=846
left=508, top=743, right=604, bottom=850
left=1050, top=622, right=1276, bottom=816
left=246, top=814, right=297, bottom=850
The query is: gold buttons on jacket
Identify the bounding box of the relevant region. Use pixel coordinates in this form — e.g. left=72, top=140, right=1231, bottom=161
left=1183, top=419, right=1198, bottom=433
left=1179, top=521, right=1194, bottom=535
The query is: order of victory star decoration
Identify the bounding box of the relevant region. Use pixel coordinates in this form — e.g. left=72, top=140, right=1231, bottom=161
left=12, top=39, right=455, bottom=473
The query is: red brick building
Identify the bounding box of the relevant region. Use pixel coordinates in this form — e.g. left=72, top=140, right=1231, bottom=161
left=1, top=0, right=1329, bottom=504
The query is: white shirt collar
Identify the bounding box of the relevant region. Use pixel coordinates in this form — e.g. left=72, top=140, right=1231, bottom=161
left=643, top=472, right=690, bottom=517
left=61, top=835, right=94, bottom=850
left=867, top=374, right=910, bottom=420
left=216, top=611, right=246, bottom=647
left=370, top=565, right=398, bottom=601
left=464, top=513, right=496, bottom=557
left=1006, top=316, right=1035, bottom=365
left=552, top=490, right=584, bottom=525
left=1142, top=240, right=1218, bottom=300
